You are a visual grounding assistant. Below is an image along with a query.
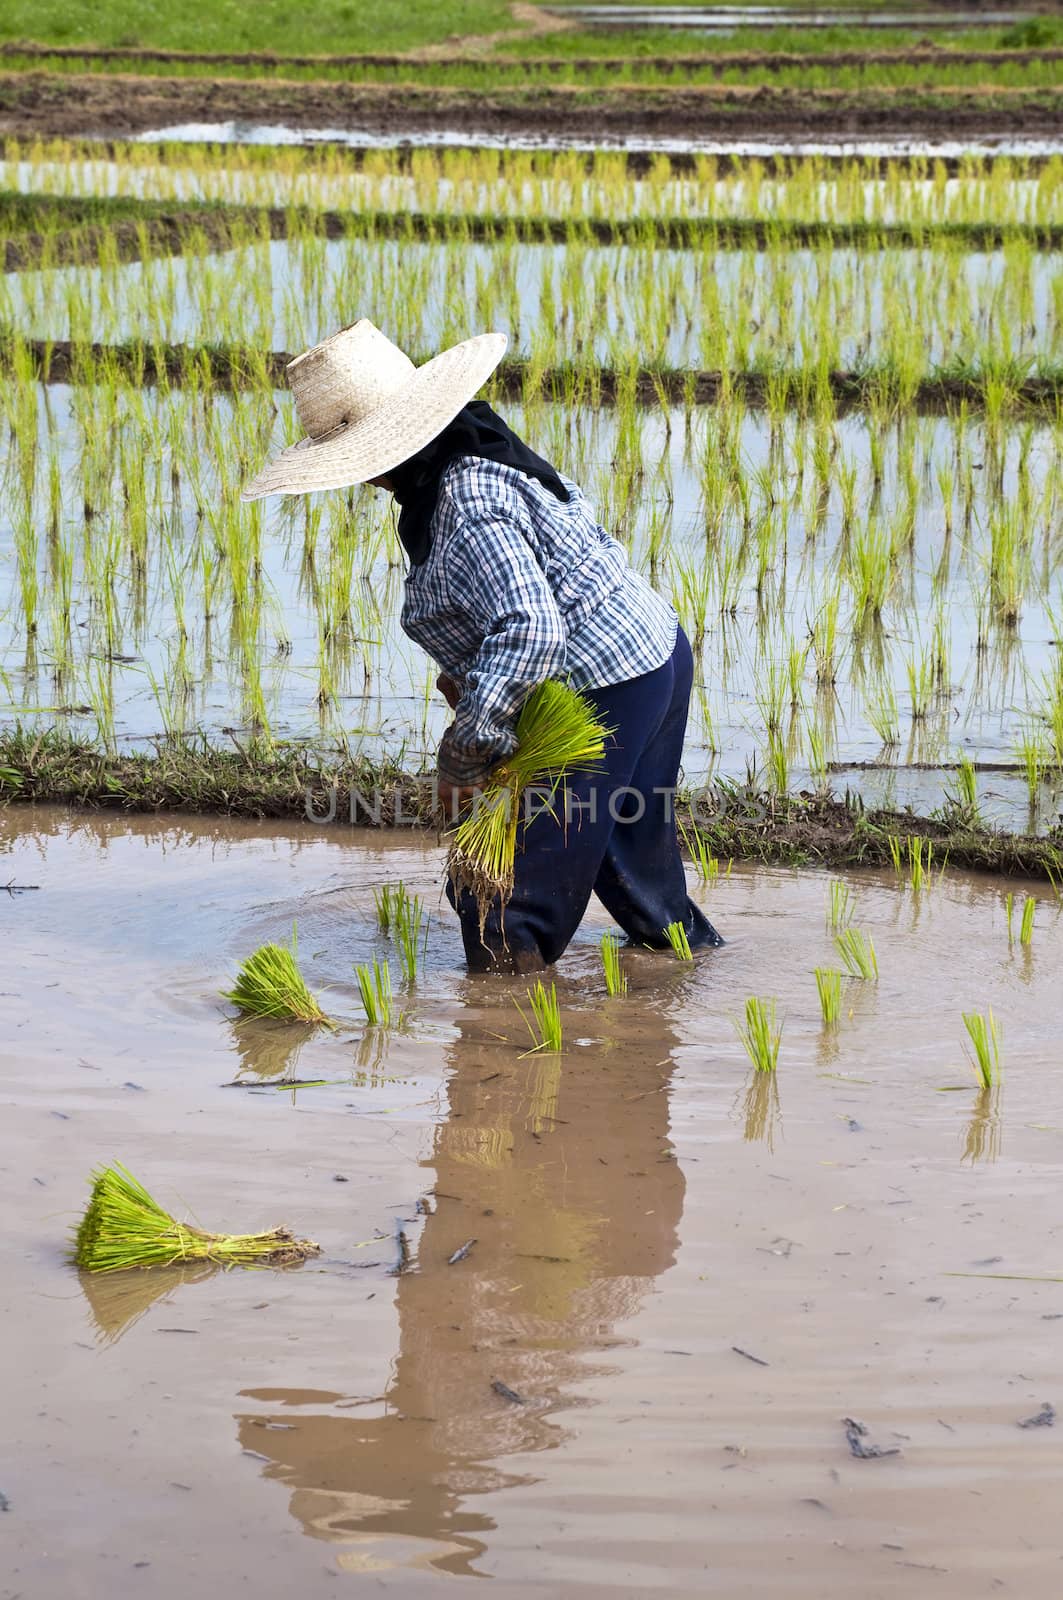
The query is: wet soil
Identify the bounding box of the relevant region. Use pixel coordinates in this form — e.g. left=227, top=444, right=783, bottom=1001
left=0, top=70, right=1058, bottom=142
left=3, top=806, right=1063, bottom=1594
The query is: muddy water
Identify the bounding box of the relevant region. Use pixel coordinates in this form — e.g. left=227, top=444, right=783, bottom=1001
left=4, top=807, right=1063, bottom=1596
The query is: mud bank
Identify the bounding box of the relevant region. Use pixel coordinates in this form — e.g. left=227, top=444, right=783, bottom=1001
left=0, top=70, right=1059, bottom=143
left=2, top=734, right=1062, bottom=883
left=3, top=808, right=1063, bottom=1595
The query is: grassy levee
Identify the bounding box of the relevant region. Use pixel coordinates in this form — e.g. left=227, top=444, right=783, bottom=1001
left=3, top=728, right=1062, bottom=884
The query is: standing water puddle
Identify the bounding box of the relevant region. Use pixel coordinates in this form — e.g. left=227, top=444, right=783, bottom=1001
left=3, top=807, right=1063, bottom=1594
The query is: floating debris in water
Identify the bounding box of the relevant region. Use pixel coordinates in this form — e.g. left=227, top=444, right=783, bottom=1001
left=843, top=1417, right=901, bottom=1460
left=1018, top=1402, right=1056, bottom=1429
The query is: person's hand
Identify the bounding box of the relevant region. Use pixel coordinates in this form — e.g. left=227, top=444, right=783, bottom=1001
left=437, top=777, right=478, bottom=816
left=436, top=673, right=461, bottom=710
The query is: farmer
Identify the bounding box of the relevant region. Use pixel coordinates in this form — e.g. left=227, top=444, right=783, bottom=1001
left=243, top=321, right=721, bottom=973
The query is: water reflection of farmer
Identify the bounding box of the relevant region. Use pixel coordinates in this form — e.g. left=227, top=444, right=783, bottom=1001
left=243, top=320, right=721, bottom=973
left=234, top=999, right=687, bottom=1577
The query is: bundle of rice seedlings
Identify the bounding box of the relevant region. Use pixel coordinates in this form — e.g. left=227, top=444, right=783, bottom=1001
left=446, top=680, right=611, bottom=929
left=516, top=980, right=563, bottom=1054
left=1020, top=896, right=1036, bottom=945
left=223, top=924, right=329, bottom=1025
left=356, top=957, right=393, bottom=1027
left=393, top=893, right=427, bottom=986
left=835, top=927, right=878, bottom=981
left=736, top=997, right=781, bottom=1073
left=72, top=1163, right=320, bottom=1274
left=664, top=920, right=694, bottom=961
left=600, top=931, right=628, bottom=996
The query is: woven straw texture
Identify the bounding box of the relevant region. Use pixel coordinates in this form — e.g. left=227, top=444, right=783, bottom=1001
left=241, top=321, right=508, bottom=501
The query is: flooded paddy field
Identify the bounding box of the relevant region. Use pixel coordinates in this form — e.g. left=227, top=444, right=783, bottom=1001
left=1, top=382, right=1061, bottom=828
left=4, top=807, right=1063, bottom=1595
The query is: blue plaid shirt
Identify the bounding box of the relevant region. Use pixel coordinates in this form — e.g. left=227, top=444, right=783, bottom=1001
left=401, top=456, right=678, bottom=785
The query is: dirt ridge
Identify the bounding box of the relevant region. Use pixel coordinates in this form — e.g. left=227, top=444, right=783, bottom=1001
left=1, top=41, right=1060, bottom=72
left=0, top=69, right=1058, bottom=140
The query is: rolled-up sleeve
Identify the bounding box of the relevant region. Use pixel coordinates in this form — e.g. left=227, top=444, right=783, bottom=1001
left=436, top=496, right=568, bottom=787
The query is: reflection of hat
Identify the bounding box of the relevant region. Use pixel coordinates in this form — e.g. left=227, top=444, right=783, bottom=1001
left=241, top=320, right=507, bottom=500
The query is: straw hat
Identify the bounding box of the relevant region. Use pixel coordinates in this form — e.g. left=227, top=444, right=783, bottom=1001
left=241, top=320, right=508, bottom=501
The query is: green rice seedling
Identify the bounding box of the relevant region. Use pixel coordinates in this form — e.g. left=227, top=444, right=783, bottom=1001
left=355, top=958, right=393, bottom=1028
left=1005, top=891, right=1015, bottom=943
left=664, top=920, right=694, bottom=962
left=962, top=1009, right=1002, bottom=1090
left=373, top=880, right=407, bottom=934
left=447, top=680, right=610, bottom=929
left=72, top=1162, right=320, bottom=1273
left=826, top=879, right=854, bottom=932
left=600, top=932, right=628, bottom=997
left=835, top=928, right=878, bottom=982
left=516, top=980, right=563, bottom=1054
left=223, top=926, right=329, bottom=1025
left=887, top=834, right=943, bottom=892
left=815, top=967, right=842, bottom=1027
left=867, top=684, right=900, bottom=749
left=736, top=997, right=781, bottom=1074
left=392, top=894, right=427, bottom=987
left=1020, top=896, right=1036, bottom=946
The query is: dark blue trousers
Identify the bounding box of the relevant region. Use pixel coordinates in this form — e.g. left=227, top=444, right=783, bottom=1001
left=448, top=627, right=723, bottom=972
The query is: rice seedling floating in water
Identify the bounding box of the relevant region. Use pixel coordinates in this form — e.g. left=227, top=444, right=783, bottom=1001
left=835, top=928, right=878, bottom=981
left=1020, top=896, right=1036, bottom=946
left=815, top=967, right=842, bottom=1026
left=446, top=680, right=610, bottom=931
left=826, top=880, right=854, bottom=931
left=600, top=931, right=628, bottom=997
left=962, top=1008, right=1002, bottom=1089
left=355, top=958, right=393, bottom=1027
left=516, top=980, right=563, bottom=1054
left=72, top=1163, right=320, bottom=1274
left=737, top=997, right=781, bottom=1074
left=223, top=924, right=329, bottom=1025
left=664, top=920, right=694, bottom=961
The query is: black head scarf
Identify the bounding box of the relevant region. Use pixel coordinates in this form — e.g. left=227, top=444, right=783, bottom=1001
left=386, top=400, right=570, bottom=566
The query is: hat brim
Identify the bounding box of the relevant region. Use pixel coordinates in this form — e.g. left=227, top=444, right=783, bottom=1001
left=240, top=331, right=508, bottom=502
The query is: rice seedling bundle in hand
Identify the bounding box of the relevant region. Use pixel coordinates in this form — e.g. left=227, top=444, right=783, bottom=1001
left=446, top=680, right=611, bottom=930
left=600, top=931, right=628, bottom=996
left=737, top=997, right=781, bottom=1073
left=223, top=924, right=328, bottom=1024
left=72, top=1163, right=320, bottom=1274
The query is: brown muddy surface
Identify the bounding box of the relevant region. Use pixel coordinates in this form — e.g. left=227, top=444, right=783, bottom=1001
left=4, top=805, right=1063, bottom=1597
left=0, top=71, right=1058, bottom=141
